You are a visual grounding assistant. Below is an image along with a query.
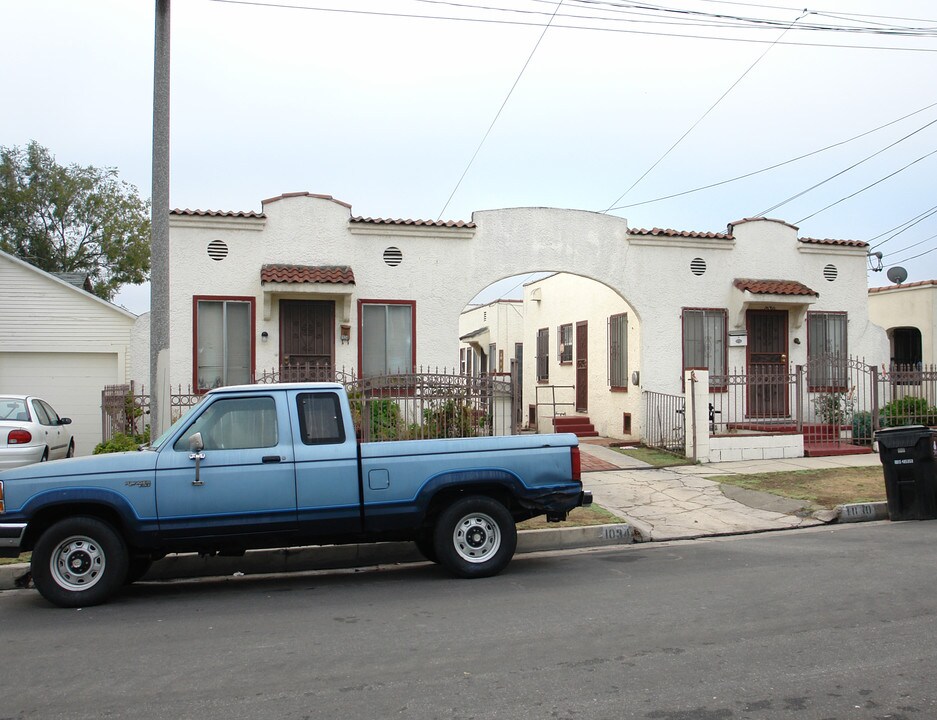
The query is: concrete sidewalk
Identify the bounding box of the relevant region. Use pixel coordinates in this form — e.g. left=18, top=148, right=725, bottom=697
left=578, top=442, right=884, bottom=541
left=0, top=445, right=887, bottom=592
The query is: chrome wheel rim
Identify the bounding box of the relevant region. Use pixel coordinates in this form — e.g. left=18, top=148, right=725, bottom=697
left=50, top=535, right=106, bottom=591
left=452, top=512, right=500, bottom=563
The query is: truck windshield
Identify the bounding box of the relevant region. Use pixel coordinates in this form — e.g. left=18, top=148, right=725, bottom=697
left=147, top=402, right=204, bottom=451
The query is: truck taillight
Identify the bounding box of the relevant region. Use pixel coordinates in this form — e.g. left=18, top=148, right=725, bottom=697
left=571, top=446, right=581, bottom=481
left=8, top=429, right=31, bottom=445
left=0, top=481, right=4, bottom=513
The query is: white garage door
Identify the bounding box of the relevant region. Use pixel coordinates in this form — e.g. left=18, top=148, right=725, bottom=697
left=0, top=352, right=120, bottom=457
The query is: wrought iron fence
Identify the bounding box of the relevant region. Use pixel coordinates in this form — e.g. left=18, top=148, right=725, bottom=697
left=644, top=390, right=685, bottom=454
left=108, top=366, right=516, bottom=444
left=707, top=358, right=937, bottom=449
left=100, top=382, right=150, bottom=443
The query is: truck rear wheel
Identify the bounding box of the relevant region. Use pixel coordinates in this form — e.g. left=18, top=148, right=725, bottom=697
left=31, top=517, right=128, bottom=608
left=433, top=496, right=517, bottom=578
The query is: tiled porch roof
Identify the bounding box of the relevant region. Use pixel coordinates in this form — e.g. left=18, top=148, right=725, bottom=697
left=171, top=208, right=265, bottom=218
left=260, top=264, right=356, bottom=284
left=734, top=278, right=818, bottom=296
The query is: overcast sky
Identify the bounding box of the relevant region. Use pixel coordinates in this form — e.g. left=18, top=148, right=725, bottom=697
left=4, top=0, right=936, bottom=314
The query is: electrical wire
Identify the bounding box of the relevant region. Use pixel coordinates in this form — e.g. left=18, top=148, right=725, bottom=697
left=436, top=0, right=565, bottom=220
left=755, top=116, right=937, bottom=217
left=606, top=101, right=937, bottom=212
left=209, top=0, right=937, bottom=52
left=870, top=204, right=937, bottom=248
left=602, top=9, right=807, bottom=212
left=794, top=147, right=937, bottom=224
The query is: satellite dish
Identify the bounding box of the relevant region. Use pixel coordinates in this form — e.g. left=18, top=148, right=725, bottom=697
left=887, top=266, right=908, bottom=284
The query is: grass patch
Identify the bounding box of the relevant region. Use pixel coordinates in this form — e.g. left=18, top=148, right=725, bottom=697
left=613, top=445, right=693, bottom=468
left=517, top=503, right=624, bottom=531
left=0, top=553, right=29, bottom=566
left=712, top=466, right=886, bottom=509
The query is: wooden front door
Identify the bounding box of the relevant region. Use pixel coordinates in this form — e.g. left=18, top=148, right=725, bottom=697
left=576, top=321, right=588, bottom=413
left=280, top=300, right=335, bottom=381
left=746, top=310, right=789, bottom=418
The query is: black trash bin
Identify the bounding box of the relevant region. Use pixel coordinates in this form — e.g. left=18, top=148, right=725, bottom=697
left=875, top=425, right=937, bottom=521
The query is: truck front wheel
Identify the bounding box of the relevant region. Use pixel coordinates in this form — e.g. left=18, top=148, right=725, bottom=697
left=31, top=517, right=128, bottom=608
left=434, top=496, right=517, bottom=578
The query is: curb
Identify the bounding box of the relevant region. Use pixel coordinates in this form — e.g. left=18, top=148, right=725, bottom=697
left=0, top=523, right=635, bottom=591
left=834, top=501, right=890, bottom=523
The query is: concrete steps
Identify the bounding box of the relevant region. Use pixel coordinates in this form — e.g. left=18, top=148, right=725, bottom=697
left=552, top=415, right=599, bottom=438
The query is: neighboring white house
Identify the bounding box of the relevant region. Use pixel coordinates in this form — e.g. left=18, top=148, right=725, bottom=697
left=521, top=273, right=639, bottom=439
left=0, top=249, right=145, bottom=455
left=458, top=299, right=524, bottom=377
left=867, top=280, right=937, bottom=367
left=165, top=193, right=888, bottom=455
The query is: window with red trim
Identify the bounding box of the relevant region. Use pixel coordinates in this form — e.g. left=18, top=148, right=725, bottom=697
left=359, top=301, right=415, bottom=376
left=194, top=297, right=255, bottom=391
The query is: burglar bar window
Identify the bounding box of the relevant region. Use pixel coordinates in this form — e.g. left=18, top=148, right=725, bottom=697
left=682, top=309, right=726, bottom=378
left=807, top=311, right=847, bottom=389
left=536, top=328, right=549, bottom=381
left=608, top=313, right=628, bottom=389
left=558, top=323, right=573, bottom=363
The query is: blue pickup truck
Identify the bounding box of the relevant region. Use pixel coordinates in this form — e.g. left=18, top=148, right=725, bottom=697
left=0, top=383, right=590, bottom=607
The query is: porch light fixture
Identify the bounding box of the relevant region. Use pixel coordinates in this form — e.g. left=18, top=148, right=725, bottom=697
left=261, top=331, right=269, bottom=342
left=340, top=324, right=351, bottom=344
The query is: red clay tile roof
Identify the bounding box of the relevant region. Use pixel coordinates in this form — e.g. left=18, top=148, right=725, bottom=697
left=869, top=279, right=937, bottom=293
left=260, top=264, right=356, bottom=284
left=799, top=237, right=868, bottom=248
left=350, top=216, right=476, bottom=229
left=628, top=227, right=732, bottom=239
left=171, top=208, right=265, bottom=218
left=728, top=217, right=798, bottom=231
left=734, top=278, right=818, bottom=296
left=261, top=192, right=352, bottom=209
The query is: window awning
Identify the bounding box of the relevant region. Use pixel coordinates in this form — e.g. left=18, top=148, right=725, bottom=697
left=730, top=278, right=818, bottom=329
left=260, top=264, right=356, bottom=321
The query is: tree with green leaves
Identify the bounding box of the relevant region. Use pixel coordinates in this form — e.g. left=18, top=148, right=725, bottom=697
left=0, top=141, right=150, bottom=301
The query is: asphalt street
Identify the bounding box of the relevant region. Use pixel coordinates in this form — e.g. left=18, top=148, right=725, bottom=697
left=2, top=520, right=935, bottom=720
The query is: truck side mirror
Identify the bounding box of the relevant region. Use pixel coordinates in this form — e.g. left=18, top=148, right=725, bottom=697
left=189, top=432, right=204, bottom=453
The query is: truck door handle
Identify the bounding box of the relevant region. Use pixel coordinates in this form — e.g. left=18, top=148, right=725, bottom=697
left=262, top=455, right=282, bottom=463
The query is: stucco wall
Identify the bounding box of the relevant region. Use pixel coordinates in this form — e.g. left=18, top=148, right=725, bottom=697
left=868, top=283, right=937, bottom=365
left=458, top=300, right=525, bottom=374
left=522, top=273, right=640, bottom=439
left=166, top=196, right=888, bottom=441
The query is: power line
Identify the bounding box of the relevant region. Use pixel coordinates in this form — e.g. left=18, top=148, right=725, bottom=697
left=884, top=230, right=937, bottom=260
left=884, top=240, right=937, bottom=267
left=606, top=100, right=937, bottom=212
left=870, top=204, right=937, bottom=248
left=209, top=1, right=937, bottom=52
left=436, top=0, right=565, bottom=220
left=794, top=147, right=937, bottom=224
left=602, top=9, right=807, bottom=212
left=756, top=115, right=937, bottom=217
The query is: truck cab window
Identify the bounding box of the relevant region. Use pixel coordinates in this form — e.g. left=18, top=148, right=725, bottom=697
left=297, top=393, right=345, bottom=445
left=174, top=397, right=278, bottom=451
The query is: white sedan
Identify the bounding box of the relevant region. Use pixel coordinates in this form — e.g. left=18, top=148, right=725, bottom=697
left=0, top=395, right=75, bottom=471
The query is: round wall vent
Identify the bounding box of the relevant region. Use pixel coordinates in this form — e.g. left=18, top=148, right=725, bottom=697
left=823, top=264, right=838, bottom=282
left=383, top=246, right=403, bottom=267
left=207, top=240, right=229, bottom=261
left=690, top=257, right=706, bottom=276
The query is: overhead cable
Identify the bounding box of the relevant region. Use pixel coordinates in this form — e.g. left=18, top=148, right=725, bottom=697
left=437, top=0, right=565, bottom=220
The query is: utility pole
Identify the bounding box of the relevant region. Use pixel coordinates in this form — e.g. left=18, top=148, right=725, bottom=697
left=151, top=0, right=171, bottom=435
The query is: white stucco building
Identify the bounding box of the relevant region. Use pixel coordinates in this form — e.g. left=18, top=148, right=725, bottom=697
left=521, top=273, right=639, bottom=439
left=458, top=299, right=524, bottom=378
left=868, top=280, right=937, bottom=367
left=165, top=193, right=888, bottom=453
